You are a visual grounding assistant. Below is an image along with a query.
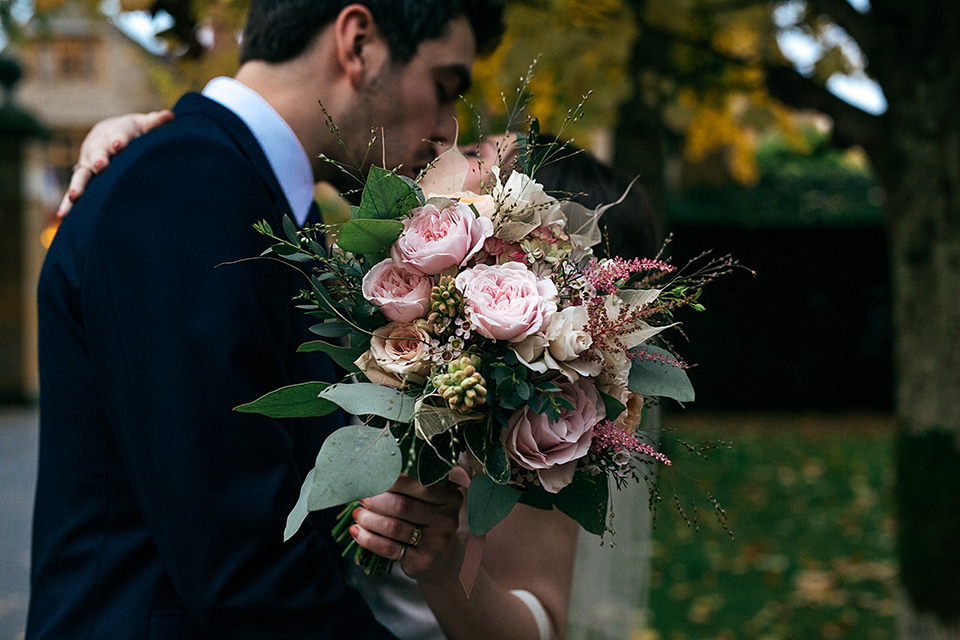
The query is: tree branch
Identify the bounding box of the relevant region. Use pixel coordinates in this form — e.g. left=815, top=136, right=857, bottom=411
left=764, top=63, right=881, bottom=151
left=805, top=0, right=877, bottom=59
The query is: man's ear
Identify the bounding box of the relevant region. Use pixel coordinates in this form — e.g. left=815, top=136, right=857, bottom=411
left=334, top=4, right=389, bottom=87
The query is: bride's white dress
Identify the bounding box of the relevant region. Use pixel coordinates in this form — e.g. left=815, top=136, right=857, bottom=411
left=348, top=407, right=658, bottom=640
left=348, top=564, right=448, bottom=640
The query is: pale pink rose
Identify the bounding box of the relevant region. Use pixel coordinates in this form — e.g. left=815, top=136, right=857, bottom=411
left=354, top=322, right=433, bottom=389
left=391, top=201, right=494, bottom=275
left=455, top=262, right=557, bottom=343
left=361, top=258, right=432, bottom=323
left=504, top=377, right=605, bottom=493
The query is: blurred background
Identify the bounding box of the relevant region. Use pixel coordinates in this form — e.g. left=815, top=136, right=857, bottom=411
left=1, top=0, right=957, bottom=638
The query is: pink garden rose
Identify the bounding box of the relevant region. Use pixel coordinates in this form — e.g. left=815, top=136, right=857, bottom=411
left=354, top=322, right=433, bottom=389
left=361, top=258, right=432, bottom=323
left=455, top=262, right=557, bottom=343
left=391, top=201, right=494, bottom=275
left=504, top=377, right=605, bottom=493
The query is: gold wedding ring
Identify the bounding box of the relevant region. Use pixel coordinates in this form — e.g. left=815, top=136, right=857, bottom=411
left=409, top=526, right=423, bottom=547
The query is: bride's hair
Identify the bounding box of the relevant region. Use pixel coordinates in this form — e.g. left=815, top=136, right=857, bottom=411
left=239, top=0, right=505, bottom=66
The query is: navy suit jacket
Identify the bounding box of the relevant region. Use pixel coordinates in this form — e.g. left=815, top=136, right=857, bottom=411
left=28, top=93, right=400, bottom=640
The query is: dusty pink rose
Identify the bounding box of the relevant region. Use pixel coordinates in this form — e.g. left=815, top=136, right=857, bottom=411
left=361, top=258, right=432, bottom=323
left=354, top=322, right=433, bottom=389
left=455, top=262, right=557, bottom=343
left=391, top=201, right=494, bottom=275
left=504, top=377, right=605, bottom=493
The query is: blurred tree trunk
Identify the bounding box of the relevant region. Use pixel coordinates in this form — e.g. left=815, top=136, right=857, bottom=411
left=613, top=0, right=670, bottom=218
left=878, top=7, right=960, bottom=634
left=766, top=0, right=960, bottom=635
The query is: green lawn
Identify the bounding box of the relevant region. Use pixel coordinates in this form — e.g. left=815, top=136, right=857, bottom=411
left=643, top=413, right=897, bottom=640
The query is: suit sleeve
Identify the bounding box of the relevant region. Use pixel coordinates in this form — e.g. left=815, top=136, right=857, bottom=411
left=81, top=131, right=398, bottom=639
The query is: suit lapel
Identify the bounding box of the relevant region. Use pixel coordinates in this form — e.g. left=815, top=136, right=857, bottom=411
left=171, top=92, right=294, bottom=221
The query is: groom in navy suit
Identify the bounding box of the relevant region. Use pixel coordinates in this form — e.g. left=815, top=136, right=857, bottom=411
left=28, top=1, right=503, bottom=638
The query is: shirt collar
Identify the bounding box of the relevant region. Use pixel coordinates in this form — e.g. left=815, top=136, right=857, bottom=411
left=202, top=77, right=314, bottom=227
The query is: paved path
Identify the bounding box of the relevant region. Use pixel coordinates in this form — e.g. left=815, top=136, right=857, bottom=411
left=0, top=407, right=38, bottom=640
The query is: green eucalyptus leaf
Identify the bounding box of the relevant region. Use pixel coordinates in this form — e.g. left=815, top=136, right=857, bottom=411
left=627, top=344, right=695, bottom=403
left=282, top=424, right=401, bottom=540
left=553, top=474, right=609, bottom=536
left=319, top=382, right=416, bottom=422
left=297, top=341, right=363, bottom=373
left=309, top=322, right=353, bottom=338
left=356, top=166, right=422, bottom=220
left=467, top=474, right=521, bottom=536
left=234, top=381, right=338, bottom=418
left=337, top=218, right=405, bottom=255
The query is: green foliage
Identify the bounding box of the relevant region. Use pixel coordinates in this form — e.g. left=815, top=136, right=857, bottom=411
left=628, top=344, right=696, bottom=404
left=468, top=473, right=521, bottom=535
left=553, top=472, right=609, bottom=535
left=234, top=381, right=338, bottom=418
left=354, top=167, right=424, bottom=220
left=296, top=340, right=363, bottom=373
left=319, top=382, right=416, bottom=423
left=485, top=351, right=574, bottom=423
left=336, top=218, right=405, bottom=255
left=284, top=424, right=401, bottom=540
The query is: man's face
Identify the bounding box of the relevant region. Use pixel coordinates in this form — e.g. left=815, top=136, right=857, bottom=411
left=345, top=16, right=477, bottom=181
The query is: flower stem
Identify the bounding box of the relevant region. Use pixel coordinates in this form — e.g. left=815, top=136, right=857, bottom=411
left=332, top=500, right=395, bottom=575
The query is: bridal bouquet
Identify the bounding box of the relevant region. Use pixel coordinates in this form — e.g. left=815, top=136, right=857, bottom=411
left=239, top=135, right=726, bottom=574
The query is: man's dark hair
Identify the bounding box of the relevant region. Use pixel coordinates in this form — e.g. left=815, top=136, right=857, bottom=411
left=239, top=0, right=505, bottom=66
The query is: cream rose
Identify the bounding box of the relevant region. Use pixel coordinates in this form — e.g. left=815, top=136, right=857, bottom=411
left=354, top=322, right=432, bottom=389
left=361, top=258, right=432, bottom=323
left=495, top=169, right=561, bottom=218
left=504, top=377, right=605, bottom=493
left=455, top=262, right=557, bottom=343
left=545, top=306, right=592, bottom=361
left=391, top=201, right=494, bottom=275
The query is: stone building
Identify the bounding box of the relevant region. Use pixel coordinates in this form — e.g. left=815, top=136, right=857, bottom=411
left=1, top=0, right=165, bottom=400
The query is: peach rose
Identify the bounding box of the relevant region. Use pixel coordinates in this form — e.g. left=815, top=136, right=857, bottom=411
left=391, top=201, right=494, bottom=275
left=361, top=258, right=432, bottom=323
left=504, top=377, right=605, bottom=493
left=449, top=191, right=497, bottom=219
left=354, top=322, right=433, bottom=389
left=455, top=262, right=557, bottom=343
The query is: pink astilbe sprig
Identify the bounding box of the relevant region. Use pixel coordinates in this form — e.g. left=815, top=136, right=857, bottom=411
left=629, top=346, right=690, bottom=369
left=586, top=257, right=675, bottom=295
left=586, top=420, right=672, bottom=479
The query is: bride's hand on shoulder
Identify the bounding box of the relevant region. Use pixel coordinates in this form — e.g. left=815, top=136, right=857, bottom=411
left=349, top=473, right=464, bottom=578
left=57, top=110, right=175, bottom=217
